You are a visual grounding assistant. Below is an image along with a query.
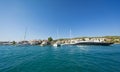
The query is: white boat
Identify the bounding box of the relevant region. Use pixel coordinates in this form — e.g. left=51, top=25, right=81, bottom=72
left=67, top=40, right=113, bottom=46
left=40, top=41, right=48, bottom=46
left=53, top=29, right=61, bottom=47
left=53, top=43, right=61, bottom=47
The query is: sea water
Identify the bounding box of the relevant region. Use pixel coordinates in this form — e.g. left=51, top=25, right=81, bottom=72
left=0, top=45, right=120, bottom=72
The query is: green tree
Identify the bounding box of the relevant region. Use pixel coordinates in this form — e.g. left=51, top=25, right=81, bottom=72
left=48, top=37, right=53, bottom=42
left=82, top=38, right=85, bottom=41
left=12, top=41, right=16, bottom=45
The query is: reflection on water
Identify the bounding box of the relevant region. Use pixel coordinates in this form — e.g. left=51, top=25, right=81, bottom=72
left=77, top=45, right=89, bottom=51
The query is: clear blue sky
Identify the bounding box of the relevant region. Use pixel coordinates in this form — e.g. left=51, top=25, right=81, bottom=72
left=0, top=0, right=120, bottom=41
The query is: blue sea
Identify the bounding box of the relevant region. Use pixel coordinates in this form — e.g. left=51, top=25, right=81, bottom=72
left=0, top=45, right=120, bottom=72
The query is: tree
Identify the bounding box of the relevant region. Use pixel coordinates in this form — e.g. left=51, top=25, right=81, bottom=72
left=48, top=37, right=53, bottom=42
left=12, top=41, right=16, bottom=45
left=82, top=38, right=85, bottom=41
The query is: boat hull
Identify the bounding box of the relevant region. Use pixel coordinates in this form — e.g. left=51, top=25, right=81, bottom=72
left=69, top=42, right=113, bottom=46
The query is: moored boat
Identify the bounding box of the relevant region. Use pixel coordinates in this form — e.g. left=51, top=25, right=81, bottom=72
left=53, top=43, right=61, bottom=47
left=69, top=42, right=113, bottom=46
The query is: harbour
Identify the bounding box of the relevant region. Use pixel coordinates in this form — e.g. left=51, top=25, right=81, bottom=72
left=0, top=36, right=117, bottom=46
left=0, top=0, right=120, bottom=72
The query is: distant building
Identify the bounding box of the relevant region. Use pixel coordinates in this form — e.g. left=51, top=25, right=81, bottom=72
left=17, top=41, right=30, bottom=45
left=85, top=38, right=90, bottom=41
left=0, top=41, right=13, bottom=45
left=91, top=38, right=105, bottom=42
left=29, top=40, right=42, bottom=45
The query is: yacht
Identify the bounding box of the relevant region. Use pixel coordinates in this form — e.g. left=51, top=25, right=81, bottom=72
left=68, top=40, right=113, bottom=46
left=53, top=43, right=61, bottom=47
left=70, top=41, right=113, bottom=46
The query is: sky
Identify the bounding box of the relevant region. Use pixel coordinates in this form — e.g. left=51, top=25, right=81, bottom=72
left=0, top=0, right=120, bottom=41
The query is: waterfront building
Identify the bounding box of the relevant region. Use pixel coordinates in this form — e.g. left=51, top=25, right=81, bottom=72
left=29, top=40, right=42, bottom=45
left=0, top=41, right=13, bottom=45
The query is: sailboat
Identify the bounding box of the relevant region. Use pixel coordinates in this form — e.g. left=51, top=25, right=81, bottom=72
left=53, top=29, right=61, bottom=47
left=17, top=28, right=30, bottom=46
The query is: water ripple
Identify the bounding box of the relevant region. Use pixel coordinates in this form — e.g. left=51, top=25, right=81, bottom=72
left=0, top=45, right=120, bottom=72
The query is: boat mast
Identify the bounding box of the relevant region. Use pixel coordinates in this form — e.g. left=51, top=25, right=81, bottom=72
left=69, top=29, right=72, bottom=44
left=57, top=29, right=59, bottom=39
left=24, top=27, right=27, bottom=41
left=69, top=29, right=72, bottom=39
